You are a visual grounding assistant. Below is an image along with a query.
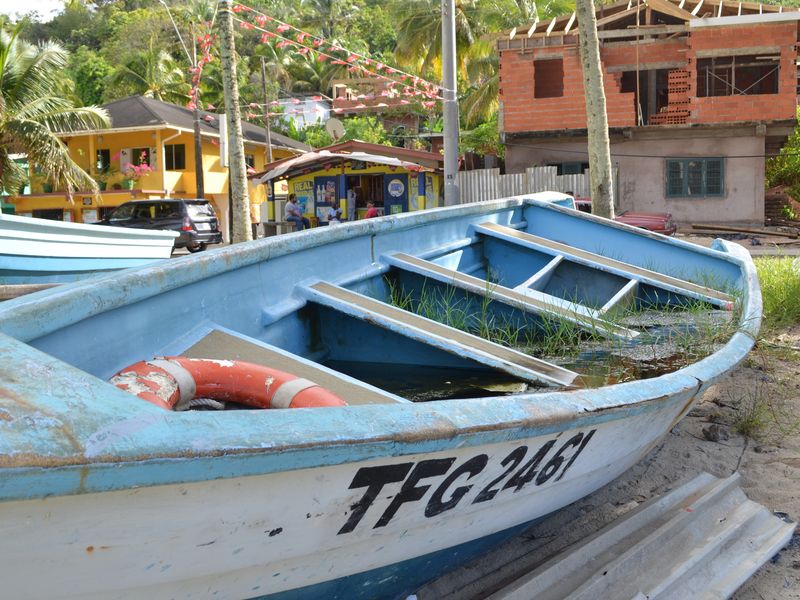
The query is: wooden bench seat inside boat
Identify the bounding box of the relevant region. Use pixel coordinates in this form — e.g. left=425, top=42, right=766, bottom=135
left=475, top=222, right=735, bottom=307
left=183, top=329, right=403, bottom=405
left=302, top=282, right=578, bottom=388
left=382, top=252, right=637, bottom=340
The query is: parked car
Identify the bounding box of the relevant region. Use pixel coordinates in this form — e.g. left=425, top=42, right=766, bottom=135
left=97, top=199, right=223, bottom=252
left=573, top=198, right=677, bottom=236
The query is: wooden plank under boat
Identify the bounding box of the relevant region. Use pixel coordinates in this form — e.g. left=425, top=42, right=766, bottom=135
left=0, top=212, right=178, bottom=284
left=0, top=193, right=761, bottom=600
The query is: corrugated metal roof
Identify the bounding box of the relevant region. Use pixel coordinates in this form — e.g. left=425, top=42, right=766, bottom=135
left=489, top=473, right=795, bottom=600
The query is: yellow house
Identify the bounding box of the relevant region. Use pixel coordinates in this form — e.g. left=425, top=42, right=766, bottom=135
left=252, top=140, right=443, bottom=224
left=7, top=96, right=309, bottom=238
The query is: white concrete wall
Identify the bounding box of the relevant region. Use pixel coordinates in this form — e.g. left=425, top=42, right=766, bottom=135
left=505, top=134, right=765, bottom=225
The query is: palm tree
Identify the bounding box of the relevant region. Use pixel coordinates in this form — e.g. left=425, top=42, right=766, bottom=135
left=460, top=0, right=575, bottom=127
left=392, top=0, right=481, bottom=77
left=461, top=39, right=498, bottom=128
left=285, top=50, right=345, bottom=95
left=0, top=28, right=109, bottom=194
left=576, top=0, right=614, bottom=218
left=108, top=35, right=189, bottom=104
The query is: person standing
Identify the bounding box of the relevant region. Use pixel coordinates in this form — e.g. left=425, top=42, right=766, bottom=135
left=250, top=201, right=261, bottom=239
left=285, top=193, right=311, bottom=231
left=364, top=202, right=379, bottom=219
left=346, top=187, right=357, bottom=222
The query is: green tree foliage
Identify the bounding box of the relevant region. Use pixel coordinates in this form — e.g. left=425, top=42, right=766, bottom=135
left=460, top=116, right=504, bottom=159
left=69, top=46, right=113, bottom=106
left=284, top=115, right=389, bottom=148
left=0, top=28, right=109, bottom=193
left=341, top=115, right=390, bottom=144
left=12, top=0, right=589, bottom=160
left=106, top=35, right=189, bottom=103
left=766, top=107, right=800, bottom=194
left=303, top=124, right=334, bottom=148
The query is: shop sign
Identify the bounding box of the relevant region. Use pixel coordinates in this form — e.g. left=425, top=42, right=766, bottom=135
left=387, top=179, right=405, bottom=198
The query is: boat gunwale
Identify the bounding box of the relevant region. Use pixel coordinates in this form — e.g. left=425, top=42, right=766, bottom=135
left=0, top=199, right=760, bottom=499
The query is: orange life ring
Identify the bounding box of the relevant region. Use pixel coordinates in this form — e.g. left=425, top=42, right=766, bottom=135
left=110, top=356, right=347, bottom=410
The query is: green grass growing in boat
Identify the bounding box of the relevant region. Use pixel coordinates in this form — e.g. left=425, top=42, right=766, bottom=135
left=385, top=271, right=746, bottom=386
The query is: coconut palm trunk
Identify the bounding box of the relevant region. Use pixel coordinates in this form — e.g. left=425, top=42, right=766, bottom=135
left=218, top=0, right=251, bottom=243
left=575, top=0, right=615, bottom=219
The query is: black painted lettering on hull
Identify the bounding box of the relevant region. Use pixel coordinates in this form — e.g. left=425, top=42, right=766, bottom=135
left=337, top=429, right=597, bottom=535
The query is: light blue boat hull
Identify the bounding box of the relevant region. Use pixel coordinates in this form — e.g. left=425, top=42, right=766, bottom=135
left=0, top=195, right=760, bottom=599
left=0, top=212, right=177, bottom=283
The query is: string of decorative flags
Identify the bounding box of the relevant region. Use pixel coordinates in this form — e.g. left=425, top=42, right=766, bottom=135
left=187, top=1, right=443, bottom=119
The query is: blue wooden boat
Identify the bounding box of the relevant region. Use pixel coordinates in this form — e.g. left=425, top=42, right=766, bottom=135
left=0, top=212, right=178, bottom=285
left=0, top=193, right=760, bottom=599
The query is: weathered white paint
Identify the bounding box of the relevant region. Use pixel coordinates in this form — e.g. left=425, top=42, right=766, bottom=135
left=0, top=398, right=691, bottom=600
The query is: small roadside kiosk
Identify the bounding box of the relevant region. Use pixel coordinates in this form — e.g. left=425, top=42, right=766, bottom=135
left=251, top=140, right=443, bottom=227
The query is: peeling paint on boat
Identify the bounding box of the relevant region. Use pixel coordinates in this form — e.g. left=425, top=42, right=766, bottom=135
left=0, top=195, right=760, bottom=600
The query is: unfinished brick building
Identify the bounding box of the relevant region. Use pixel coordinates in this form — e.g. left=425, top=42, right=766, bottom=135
left=498, top=0, right=799, bottom=224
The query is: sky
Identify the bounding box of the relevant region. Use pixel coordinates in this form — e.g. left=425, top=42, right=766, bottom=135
left=0, top=0, right=64, bottom=19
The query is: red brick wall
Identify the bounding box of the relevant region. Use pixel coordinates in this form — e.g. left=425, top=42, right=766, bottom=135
left=500, top=21, right=797, bottom=134
left=687, top=22, right=797, bottom=123
left=500, top=46, right=636, bottom=133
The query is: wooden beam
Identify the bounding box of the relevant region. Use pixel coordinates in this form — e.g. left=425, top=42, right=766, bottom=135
left=596, top=4, right=644, bottom=28
left=546, top=17, right=557, bottom=35
left=597, top=24, right=688, bottom=39
left=691, top=0, right=704, bottom=15
left=527, top=21, right=538, bottom=36
left=647, top=0, right=697, bottom=21
left=564, top=12, right=577, bottom=34
left=509, top=27, right=517, bottom=40
left=738, top=1, right=742, bottom=15
left=606, top=60, right=686, bottom=72
left=695, top=44, right=780, bottom=58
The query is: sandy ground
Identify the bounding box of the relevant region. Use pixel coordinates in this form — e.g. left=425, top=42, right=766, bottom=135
left=417, top=244, right=800, bottom=599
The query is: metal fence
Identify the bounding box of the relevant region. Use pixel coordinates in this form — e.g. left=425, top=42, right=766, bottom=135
left=457, top=166, right=597, bottom=204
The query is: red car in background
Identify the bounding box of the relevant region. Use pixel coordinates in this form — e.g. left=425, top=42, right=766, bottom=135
left=573, top=198, right=677, bottom=236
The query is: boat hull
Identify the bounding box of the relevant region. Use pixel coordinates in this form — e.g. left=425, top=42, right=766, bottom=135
left=2, top=385, right=695, bottom=600
left=0, top=212, right=177, bottom=283
left=0, top=195, right=761, bottom=599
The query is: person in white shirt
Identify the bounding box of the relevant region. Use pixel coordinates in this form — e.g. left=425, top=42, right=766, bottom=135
left=327, top=202, right=342, bottom=225
left=285, top=194, right=310, bottom=231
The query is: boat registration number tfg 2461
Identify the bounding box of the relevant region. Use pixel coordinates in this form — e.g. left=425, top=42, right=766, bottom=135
left=338, top=429, right=596, bottom=535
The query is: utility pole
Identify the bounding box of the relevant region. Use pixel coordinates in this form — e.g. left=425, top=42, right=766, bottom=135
left=260, top=56, right=274, bottom=164
left=218, top=0, right=252, bottom=242
left=442, top=0, right=460, bottom=206
left=192, top=25, right=205, bottom=199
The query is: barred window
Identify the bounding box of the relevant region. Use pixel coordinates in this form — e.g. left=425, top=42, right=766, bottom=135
left=665, top=158, right=724, bottom=197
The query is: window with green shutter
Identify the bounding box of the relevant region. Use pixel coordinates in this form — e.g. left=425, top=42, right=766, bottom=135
left=665, top=158, right=724, bottom=198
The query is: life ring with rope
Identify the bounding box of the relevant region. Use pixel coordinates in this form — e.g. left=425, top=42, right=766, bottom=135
left=110, top=357, right=347, bottom=410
